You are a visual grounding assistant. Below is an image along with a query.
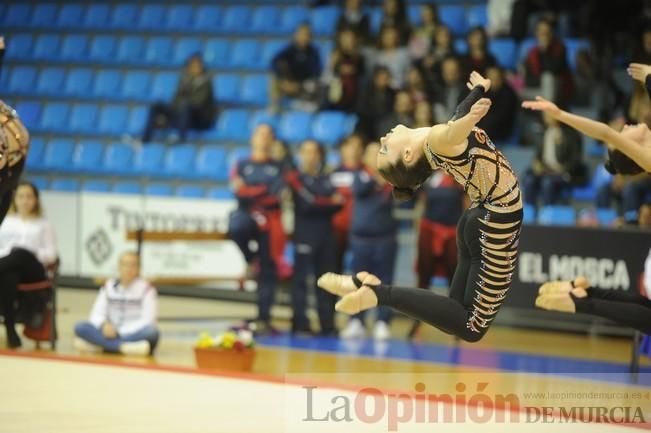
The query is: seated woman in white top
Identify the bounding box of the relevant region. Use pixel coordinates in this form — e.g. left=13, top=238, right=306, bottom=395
left=0, top=181, right=58, bottom=348
left=74, top=251, right=160, bottom=357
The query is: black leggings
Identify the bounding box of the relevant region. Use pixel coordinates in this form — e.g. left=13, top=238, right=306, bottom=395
left=572, top=288, right=651, bottom=334
left=357, top=206, right=523, bottom=342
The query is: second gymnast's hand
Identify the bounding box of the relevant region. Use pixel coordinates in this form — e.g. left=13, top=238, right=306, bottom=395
left=521, top=96, right=561, bottom=118
left=466, top=70, right=491, bottom=92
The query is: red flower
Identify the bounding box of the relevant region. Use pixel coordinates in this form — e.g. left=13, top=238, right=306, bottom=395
left=233, top=341, right=245, bottom=352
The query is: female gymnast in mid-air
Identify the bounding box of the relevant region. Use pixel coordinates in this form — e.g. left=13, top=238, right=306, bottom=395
left=319, top=71, right=523, bottom=342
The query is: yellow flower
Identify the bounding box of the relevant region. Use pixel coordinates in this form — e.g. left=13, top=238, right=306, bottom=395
left=196, top=332, right=214, bottom=348
left=221, top=331, right=236, bottom=349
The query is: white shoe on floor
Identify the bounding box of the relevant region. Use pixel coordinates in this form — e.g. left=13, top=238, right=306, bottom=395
left=119, top=340, right=151, bottom=356
left=373, top=321, right=391, bottom=341
left=73, top=337, right=101, bottom=353
left=339, top=319, right=366, bottom=339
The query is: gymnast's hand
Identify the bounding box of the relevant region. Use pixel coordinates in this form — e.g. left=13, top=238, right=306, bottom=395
left=627, top=63, right=651, bottom=83
left=521, top=96, right=561, bottom=117
left=466, top=70, right=491, bottom=92
left=468, top=98, right=492, bottom=122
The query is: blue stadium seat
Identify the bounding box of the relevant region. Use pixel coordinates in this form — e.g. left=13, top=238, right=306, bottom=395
left=25, top=137, right=46, bottom=171
left=571, top=184, right=596, bottom=202
left=230, top=40, right=261, bottom=69
left=214, top=74, right=241, bottom=104
left=249, top=110, right=279, bottom=132
left=29, top=177, right=49, bottom=191
left=103, top=143, right=134, bottom=175
left=57, top=4, right=85, bottom=29
left=128, top=106, right=148, bottom=136
left=8, top=66, right=37, bottom=95
left=407, top=6, right=421, bottom=26
left=221, top=6, right=252, bottom=33
left=310, top=6, right=339, bottom=36
left=454, top=38, right=468, bottom=54
left=93, top=70, right=123, bottom=99
left=89, top=35, right=117, bottom=64
left=110, top=4, right=139, bottom=30
left=194, top=5, right=222, bottom=32
left=43, top=139, right=75, bottom=171
left=163, top=144, right=197, bottom=179
left=74, top=141, right=105, bottom=173
left=279, top=6, right=309, bottom=34
left=261, top=40, right=286, bottom=68
left=83, top=4, right=111, bottom=30
left=39, top=103, right=70, bottom=133
left=315, top=40, right=334, bottom=66
left=33, top=34, right=61, bottom=61
left=196, top=146, right=228, bottom=181
left=117, top=36, right=145, bottom=66
left=466, top=5, right=488, bottom=28
left=207, top=187, right=233, bottom=200
left=523, top=204, right=536, bottom=224
left=65, top=68, right=93, bottom=97
left=240, top=74, right=269, bottom=106
left=3, top=4, right=31, bottom=29
left=565, top=38, right=591, bottom=71
left=596, top=208, right=617, bottom=227
left=517, top=38, right=536, bottom=66
left=112, top=182, right=142, bottom=195
left=173, top=38, right=203, bottom=66
left=228, top=148, right=250, bottom=169
left=440, top=6, right=467, bottom=35
left=312, top=111, right=348, bottom=146
left=69, top=104, right=100, bottom=134
left=138, top=4, right=165, bottom=31
left=60, top=34, right=89, bottom=61
left=251, top=6, right=281, bottom=34
left=538, top=205, right=576, bottom=226
left=98, top=105, right=129, bottom=136
left=176, top=185, right=205, bottom=198
left=166, top=5, right=194, bottom=31
left=82, top=180, right=111, bottom=193
left=217, top=109, right=250, bottom=142
left=204, top=39, right=231, bottom=69
left=279, top=111, right=314, bottom=143
left=50, top=179, right=80, bottom=192
left=5, top=34, right=33, bottom=61
left=489, top=39, right=517, bottom=70
left=134, top=144, right=166, bottom=176
left=30, top=3, right=58, bottom=29
left=37, top=68, right=66, bottom=97
left=150, top=72, right=178, bottom=102
left=14, top=102, right=41, bottom=131
left=145, top=183, right=173, bottom=197
left=144, top=37, right=174, bottom=67
left=368, top=8, right=382, bottom=34
left=122, top=71, right=152, bottom=101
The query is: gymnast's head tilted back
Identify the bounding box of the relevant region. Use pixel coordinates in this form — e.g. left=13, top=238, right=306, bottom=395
left=0, top=100, right=30, bottom=171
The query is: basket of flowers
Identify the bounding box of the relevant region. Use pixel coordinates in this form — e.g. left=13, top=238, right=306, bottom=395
left=193, top=328, right=256, bottom=372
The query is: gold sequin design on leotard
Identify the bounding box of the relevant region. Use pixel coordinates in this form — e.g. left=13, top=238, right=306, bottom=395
left=425, top=127, right=522, bottom=334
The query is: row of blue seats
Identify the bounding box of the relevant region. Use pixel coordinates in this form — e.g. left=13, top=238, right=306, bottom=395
left=1, top=3, right=486, bottom=36
left=5, top=67, right=272, bottom=107
left=16, top=101, right=356, bottom=145
left=5, top=33, right=333, bottom=71
left=524, top=204, right=617, bottom=227
left=30, top=176, right=235, bottom=199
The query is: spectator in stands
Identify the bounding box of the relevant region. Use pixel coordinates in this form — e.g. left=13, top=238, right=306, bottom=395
left=522, top=18, right=574, bottom=106
left=622, top=175, right=651, bottom=224
left=404, top=66, right=432, bottom=104
left=477, top=66, right=518, bottom=142
left=322, top=29, right=365, bottom=112
left=74, top=252, right=159, bottom=356
left=433, top=57, right=466, bottom=121
left=340, top=142, right=397, bottom=341
left=572, top=49, right=598, bottom=107
left=408, top=4, right=440, bottom=61
left=336, top=0, right=371, bottom=45
left=271, top=24, right=322, bottom=112
left=228, top=124, right=286, bottom=334
left=0, top=182, right=57, bottom=349
left=487, top=0, right=517, bottom=37
left=632, top=27, right=651, bottom=65
left=374, top=26, right=411, bottom=89
left=639, top=202, right=651, bottom=228
left=142, top=54, right=215, bottom=143
left=461, top=27, right=498, bottom=77
left=413, top=100, right=436, bottom=127
left=378, top=0, right=411, bottom=46
left=523, top=111, right=585, bottom=207
left=331, top=134, right=366, bottom=275
left=420, top=25, right=457, bottom=90
left=271, top=138, right=296, bottom=173
left=286, top=140, right=343, bottom=335
left=378, top=90, right=415, bottom=137
left=356, top=66, right=396, bottom=140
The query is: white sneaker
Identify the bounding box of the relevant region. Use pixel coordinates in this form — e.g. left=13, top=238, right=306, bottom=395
left=119, top=340, right=151, bottom=356
left=373, top=321, right=391, bottom=341
left=73, top=337, right=102, bottom=353
left=339, top=319, right=366, bottom=339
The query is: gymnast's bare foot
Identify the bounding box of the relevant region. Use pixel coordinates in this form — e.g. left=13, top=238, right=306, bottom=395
left=335, top=273, right=380, bottom=314
left=537, top=276, right=590, bottom=295
left=318, top=272, right=369, bottom=297
left=535, top=286, right=588, bottom=314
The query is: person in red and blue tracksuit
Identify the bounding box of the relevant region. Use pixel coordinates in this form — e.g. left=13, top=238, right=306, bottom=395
left=228, top=124, right=285, bottom=333
left=285, top=140, right=343, bottom=335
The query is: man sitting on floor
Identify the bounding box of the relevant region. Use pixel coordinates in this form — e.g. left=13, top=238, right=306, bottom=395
left=73, top=251, right=159, bottom=356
